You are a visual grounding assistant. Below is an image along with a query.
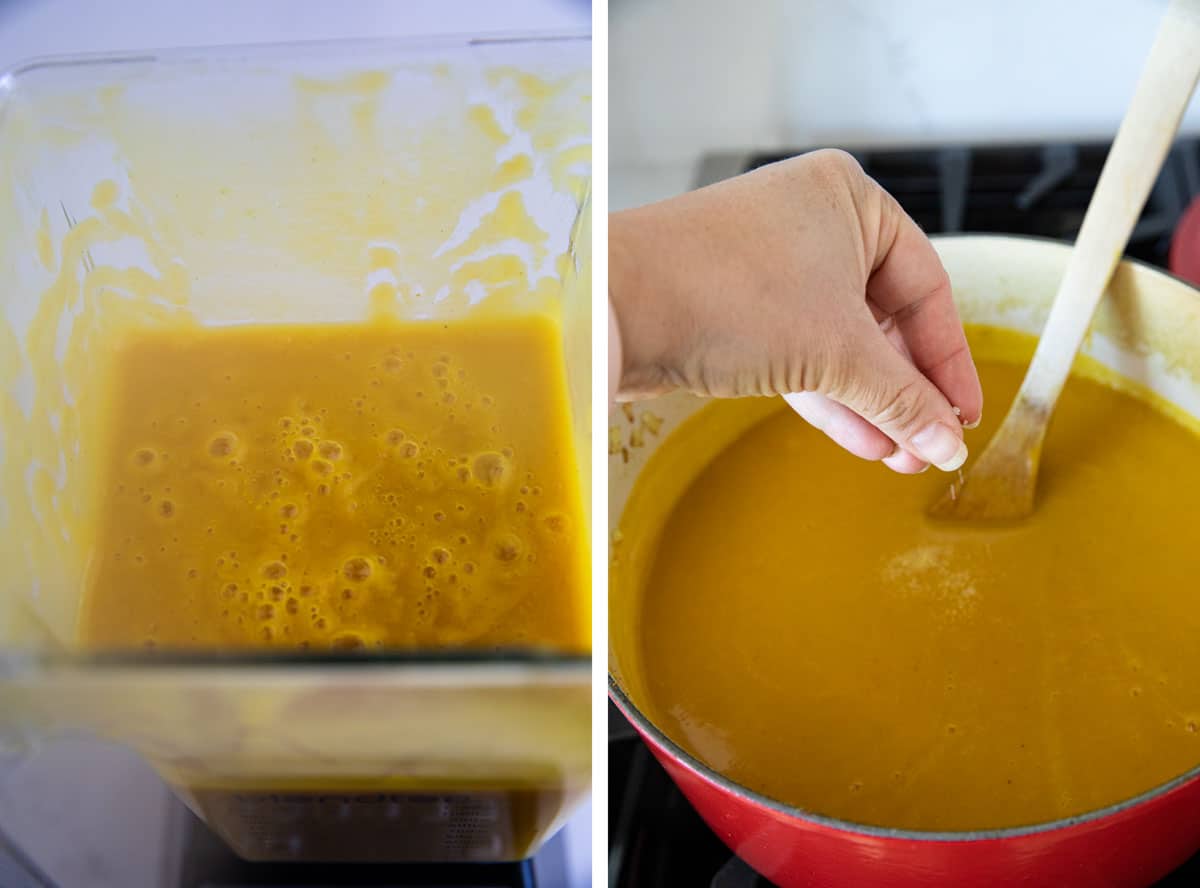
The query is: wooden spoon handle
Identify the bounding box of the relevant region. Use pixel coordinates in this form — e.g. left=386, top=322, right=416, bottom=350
left=1017, top=0, right=1200, bottom=413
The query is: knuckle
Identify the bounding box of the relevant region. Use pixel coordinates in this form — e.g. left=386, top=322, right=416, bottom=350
left=807, top=148, right=862, bottom=180
left=788, top=342, right=838, bottom=395
left=786, top=149, right=864, bottom=197
left=785, top=358, right=823, bottom=395
left=867, top=377, right=928, bottom=434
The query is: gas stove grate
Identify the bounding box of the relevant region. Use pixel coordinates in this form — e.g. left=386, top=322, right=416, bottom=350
left=744, top=138, right=1200, bottom=268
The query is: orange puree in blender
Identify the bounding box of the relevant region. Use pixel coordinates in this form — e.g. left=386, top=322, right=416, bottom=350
left=82, top=316, right=587, bottom=652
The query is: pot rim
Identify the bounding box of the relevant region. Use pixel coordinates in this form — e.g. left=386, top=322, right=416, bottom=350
left=609, top=677, right=1200, bottom=844
left=609, top=231, right=1200, bottom=844
left=925, top=231, right=1200, bottom=291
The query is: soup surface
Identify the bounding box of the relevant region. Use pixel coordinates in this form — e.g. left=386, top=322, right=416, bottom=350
left=83, top=316, right=587, bottom=652
left=616, top=327, right=1200, bottom=831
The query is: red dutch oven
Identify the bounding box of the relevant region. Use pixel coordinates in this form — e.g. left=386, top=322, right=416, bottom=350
left=1170, top=195, right=1200, bottom=287
left=609, top=235, right=1200, bottom=888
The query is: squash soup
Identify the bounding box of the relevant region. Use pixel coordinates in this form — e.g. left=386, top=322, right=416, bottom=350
left=614, top=327, right=1200, bottom=831
left=83, top=316, right=587, bottom=653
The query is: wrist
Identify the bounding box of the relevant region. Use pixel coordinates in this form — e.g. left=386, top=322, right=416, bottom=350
left=608, top=209, right=678, bottom=398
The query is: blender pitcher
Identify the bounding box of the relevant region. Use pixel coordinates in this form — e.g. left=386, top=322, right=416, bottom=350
left=0, top=34, right=591, bottom=863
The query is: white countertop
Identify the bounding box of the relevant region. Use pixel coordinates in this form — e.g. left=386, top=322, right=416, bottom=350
left=0, top=3, right=592, bottom=886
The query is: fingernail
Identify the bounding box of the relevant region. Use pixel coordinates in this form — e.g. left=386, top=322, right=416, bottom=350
left=954, top=405, right=981, bottom=429
left=911, top=422, right=968, bottom=472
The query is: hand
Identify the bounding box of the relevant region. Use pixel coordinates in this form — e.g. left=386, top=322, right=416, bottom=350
left=608, top=149, right=983, bottom=474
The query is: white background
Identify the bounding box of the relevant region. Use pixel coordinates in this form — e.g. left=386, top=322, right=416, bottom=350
left=0, top=2, right=592, bottom=887
left=610, top=0, right=1200, bottom=210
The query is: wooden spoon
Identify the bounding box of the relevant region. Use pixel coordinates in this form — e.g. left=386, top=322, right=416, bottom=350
left=930, top=0, right=1200, bottom=522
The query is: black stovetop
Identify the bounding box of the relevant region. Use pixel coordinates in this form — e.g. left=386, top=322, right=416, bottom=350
left=608, top=136, right=1200, bottom=888
left=746, top=139, right=1200, bottom=269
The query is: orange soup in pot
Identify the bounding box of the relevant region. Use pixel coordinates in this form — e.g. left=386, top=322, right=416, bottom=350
left=613, top=326, right=1200, bottom=831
